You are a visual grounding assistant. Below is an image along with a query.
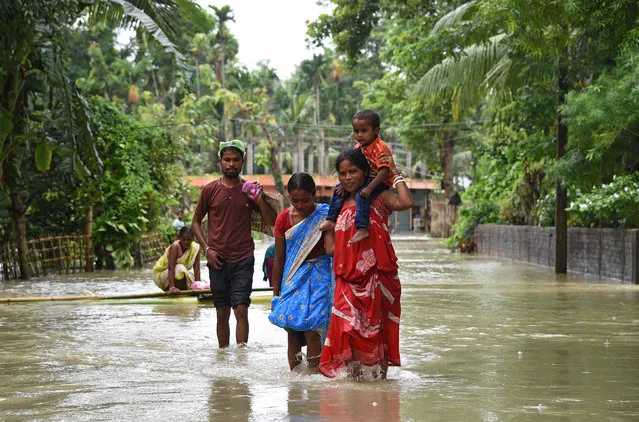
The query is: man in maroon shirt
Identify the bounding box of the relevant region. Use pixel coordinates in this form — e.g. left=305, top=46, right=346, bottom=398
left=192, top=140, right=277, bottom=348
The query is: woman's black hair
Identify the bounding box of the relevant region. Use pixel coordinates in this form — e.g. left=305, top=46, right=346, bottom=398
left=287, top=172, right=316, bottom=194
left=335, top=149, right=370, bottom=174
left=179, top=226, right=193, bottom=235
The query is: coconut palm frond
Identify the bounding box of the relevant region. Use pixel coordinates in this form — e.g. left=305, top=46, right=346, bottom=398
left=484, top=54, right=512, bottom=90
left=88, top=2, right=126, bottom=30
left=412, top=34, right=508, bottom=117
left=174, top=0, right=213, bottom=33
left=430, top=1, right=477, bottom=36
left=98, top=0, right=193, bottom=80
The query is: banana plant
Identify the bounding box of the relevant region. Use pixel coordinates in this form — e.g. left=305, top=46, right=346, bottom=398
left=0, top=0, right=202, bottom=278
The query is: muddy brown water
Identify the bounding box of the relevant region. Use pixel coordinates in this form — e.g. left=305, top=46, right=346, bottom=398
left=1, top=236, right=638, bottom=421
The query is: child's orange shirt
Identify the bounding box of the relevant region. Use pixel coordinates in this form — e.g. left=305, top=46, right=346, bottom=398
left=355, top=137, right=395, bottom=186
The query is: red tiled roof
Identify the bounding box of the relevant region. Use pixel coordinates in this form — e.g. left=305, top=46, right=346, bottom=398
left=186, top=174, right=438, bottom=191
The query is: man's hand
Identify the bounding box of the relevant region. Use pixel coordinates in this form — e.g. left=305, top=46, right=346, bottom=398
left=245, top=181, right=263, bottom=201
left=335, top=185, right=347, bottom=198
left=207, top=249, right=224, bottom=269
left=360, top=186, right=372, bottom=199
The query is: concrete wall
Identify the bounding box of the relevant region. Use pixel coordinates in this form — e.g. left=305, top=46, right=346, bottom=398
left=473, top=225, right=638, bottom=283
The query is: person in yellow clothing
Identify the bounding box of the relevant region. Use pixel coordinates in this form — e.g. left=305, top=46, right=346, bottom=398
left=153, top=226, right=208, bottom=294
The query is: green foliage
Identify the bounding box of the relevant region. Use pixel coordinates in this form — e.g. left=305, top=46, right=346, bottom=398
left=446, top=199, right=498, bottom=251
left=562, top=47, right=639, bottom=180
left=566, top=173, right=639, bottom=228
left=90, top=97, right=184, bottom=268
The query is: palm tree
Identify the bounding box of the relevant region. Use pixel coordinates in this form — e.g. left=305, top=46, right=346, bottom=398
left=299, top=54, right=330, bottom=125
left=210, top=5, right=235, bottom=141
left=190, top=32, right=215, bottom=98
left=0, top=0, right=196, bottom=278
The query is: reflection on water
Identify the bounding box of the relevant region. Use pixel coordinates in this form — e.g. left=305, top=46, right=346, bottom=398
left=209, top=378, right=251, bottom=421
left=1, top=237, right=638, bottom=421
left=319, top=384, right=400, bottom=421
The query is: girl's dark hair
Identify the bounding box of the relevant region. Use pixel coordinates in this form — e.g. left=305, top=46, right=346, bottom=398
left=335, top=149, right=370, bottom=174
left=179, top=226, right=193, bottom=235
left=287, top=172, right=316, bottom=194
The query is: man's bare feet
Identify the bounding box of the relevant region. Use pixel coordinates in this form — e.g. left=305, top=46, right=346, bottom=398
left=319, top=220, right=336, bottom=232
left=348, top=228, right=369, bottom=244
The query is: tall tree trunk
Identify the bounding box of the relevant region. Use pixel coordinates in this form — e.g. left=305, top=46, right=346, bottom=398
left=555, top=62, right=569, bottom=274
left=195, top=57, right=200, bottom=99
left=256, top=121, right=286, bottom=200
left=439, top=132, right=455, bottom=199
left=217, top=40, right=227, bottom=140
left=10, top=191, right=31, bottom=279
left=315, top=82, right=320, bottom=125
left=85, top=204, right=94, bottom=272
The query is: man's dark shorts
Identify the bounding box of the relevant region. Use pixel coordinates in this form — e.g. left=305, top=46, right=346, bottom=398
left=208, top=256, right=254, bottom=308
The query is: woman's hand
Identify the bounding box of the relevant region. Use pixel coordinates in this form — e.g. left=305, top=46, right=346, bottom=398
left=379, top=151, right=400, bottom=177
left=168, top=286, right=180, bottom=295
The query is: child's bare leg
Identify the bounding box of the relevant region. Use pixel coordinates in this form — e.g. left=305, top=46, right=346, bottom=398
left=348, top=228, right=369, bottom=244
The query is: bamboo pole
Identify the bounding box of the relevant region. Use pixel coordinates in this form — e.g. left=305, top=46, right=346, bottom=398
left=0, top=287, right=273, bottom=303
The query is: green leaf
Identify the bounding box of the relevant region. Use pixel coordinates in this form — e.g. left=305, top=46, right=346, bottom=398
left=35, top=139, right=53, bottom=173
left=0, top=108, right=13, bottom=143
left=174, top=0, right=212, bottom=33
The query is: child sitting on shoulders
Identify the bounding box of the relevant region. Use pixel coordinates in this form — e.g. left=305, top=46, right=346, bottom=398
left=320, top=109, right=401, bottom=244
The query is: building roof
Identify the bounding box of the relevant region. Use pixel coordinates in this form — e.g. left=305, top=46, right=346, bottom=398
left=186, top=174, right=439, bottom=192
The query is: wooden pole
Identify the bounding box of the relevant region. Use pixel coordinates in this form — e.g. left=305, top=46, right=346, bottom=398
left=0, top=287, right=273, bottom=303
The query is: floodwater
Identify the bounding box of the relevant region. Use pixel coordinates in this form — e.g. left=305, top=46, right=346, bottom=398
left=1, top=236, right=638, bottom=421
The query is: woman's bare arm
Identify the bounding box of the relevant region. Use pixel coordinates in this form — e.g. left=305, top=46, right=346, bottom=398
left=193, top=248, right=201, bottom=281
left=323, top=229, right=335, bottom=256
left=167, top=243, right=179, bottom=292
left=378, top=151, right=414, bottom=211
left=381, top=181, right=414, bottom=211
left=271, top=237, right=287, bottom=297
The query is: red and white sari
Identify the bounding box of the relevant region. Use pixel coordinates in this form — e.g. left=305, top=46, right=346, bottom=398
left=319, top=196, right=401, bottom=378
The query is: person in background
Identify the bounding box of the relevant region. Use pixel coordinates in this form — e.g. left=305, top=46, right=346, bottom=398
left=262, top=243, right=276, bottom=286
left=320, top=109, right=396, bottom=245
left=319, top=149, right=412, bottom=380
left=172, top=210, right=185, bottom=235
left=153, top=226, right=206, bottom=293
left=268, top=172, right=335, bottom=371
left=192, top=139, right=277, bottom=348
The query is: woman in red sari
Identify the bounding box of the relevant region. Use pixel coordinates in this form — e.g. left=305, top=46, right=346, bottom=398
left=319, top=149, right=413, bottom=380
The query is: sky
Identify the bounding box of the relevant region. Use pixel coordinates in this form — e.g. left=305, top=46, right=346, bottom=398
left=199, top=0, right=333, bottom=79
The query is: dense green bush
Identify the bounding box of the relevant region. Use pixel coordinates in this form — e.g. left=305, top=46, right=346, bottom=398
left=90, top=98, right=185, bottom=268
left=566, top=173, right=639, bottom=228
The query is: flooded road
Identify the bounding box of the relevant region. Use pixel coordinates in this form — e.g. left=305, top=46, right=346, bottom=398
left=1, top=237, right=638, bottom=421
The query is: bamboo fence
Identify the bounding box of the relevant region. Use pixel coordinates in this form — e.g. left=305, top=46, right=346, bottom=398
left=0, top=231, right=169, bottom=281
left=0, top=234, right=90, bottom=280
